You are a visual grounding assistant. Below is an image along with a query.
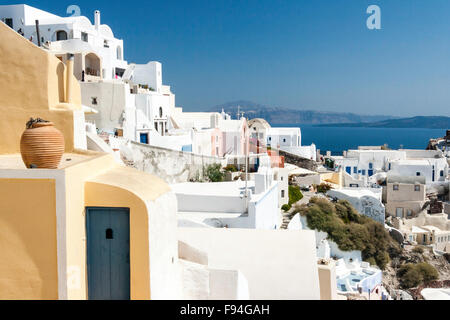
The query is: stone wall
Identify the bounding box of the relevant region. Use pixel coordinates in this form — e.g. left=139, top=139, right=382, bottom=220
left=276, top=148, right=318, bottom=171
left=121, top=141, right=225, bottom=184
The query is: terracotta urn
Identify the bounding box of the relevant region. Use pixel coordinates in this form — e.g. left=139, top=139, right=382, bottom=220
left=20, top=119, right=65, bottom=169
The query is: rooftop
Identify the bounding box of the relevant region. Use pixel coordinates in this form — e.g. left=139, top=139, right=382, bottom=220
left=171, top=180, right=254, bottom=197
left=328, top=188, right=379, bottom=199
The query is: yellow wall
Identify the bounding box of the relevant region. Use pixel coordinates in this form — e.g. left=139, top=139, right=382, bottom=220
left=85, top=183, right=151, bottom=300
left=61, top=154, right=170, bottom=300
left=0, top=22, right=82, bottom=154
left=0, top=179, right=58, bottom=300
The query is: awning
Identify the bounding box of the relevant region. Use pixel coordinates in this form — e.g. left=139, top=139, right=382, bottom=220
left=82, top=105, right=99, bottom=114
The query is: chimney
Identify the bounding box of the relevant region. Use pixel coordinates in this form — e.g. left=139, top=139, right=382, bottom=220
left=66, top=53, right=75, bottom=103
left=94, top=10, right=100, bottom=30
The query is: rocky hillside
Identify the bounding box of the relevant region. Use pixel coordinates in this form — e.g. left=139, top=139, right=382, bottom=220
left=383, top=245, right=450, bottom=300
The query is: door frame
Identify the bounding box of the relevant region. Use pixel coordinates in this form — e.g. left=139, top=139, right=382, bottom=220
left=85, top=207, right=131, bottom=300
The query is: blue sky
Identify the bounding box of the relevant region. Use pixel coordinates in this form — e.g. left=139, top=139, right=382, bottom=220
left=6, top=0, right=450, bottom=116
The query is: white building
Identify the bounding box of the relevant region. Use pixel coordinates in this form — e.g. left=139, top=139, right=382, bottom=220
left=173, top=170, right=280, bottom=230
left=0, top=5, right=187, bottom=152
left=332, top=149, right=449, bottom=187
left=327, top=188, right=386, bottom=224
left=248, top=119, right=317, bottom=161
left=0, top=5, right=127, bottom=81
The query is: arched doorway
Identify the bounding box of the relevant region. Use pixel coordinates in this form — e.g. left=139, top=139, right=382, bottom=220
left=56, top=30, right=68, bottom=41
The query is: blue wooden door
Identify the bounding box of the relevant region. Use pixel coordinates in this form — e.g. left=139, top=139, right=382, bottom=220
left=86, top=207, right=130, bottom=300
left=140, top=133, right=148, bottom=144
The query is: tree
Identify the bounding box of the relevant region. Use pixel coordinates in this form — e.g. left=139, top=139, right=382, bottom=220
left=205, top=164, right=224, bottom=182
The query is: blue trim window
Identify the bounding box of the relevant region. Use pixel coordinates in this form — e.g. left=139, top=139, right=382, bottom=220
left=353, top=167, right=357, bottom=174
left=369, top=163, right=373, bottom=169
left=361, top=170, right=366, bottom=176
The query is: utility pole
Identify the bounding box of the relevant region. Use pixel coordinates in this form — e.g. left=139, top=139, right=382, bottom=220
left=244, top=115, right=249, bottom=210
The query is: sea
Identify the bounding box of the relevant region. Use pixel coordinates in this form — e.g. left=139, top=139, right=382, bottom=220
left=273, top=124, right=446, bottom=156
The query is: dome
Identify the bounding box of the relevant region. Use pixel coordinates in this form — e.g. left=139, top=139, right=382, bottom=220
left=248, top=118, right=271, bottom=129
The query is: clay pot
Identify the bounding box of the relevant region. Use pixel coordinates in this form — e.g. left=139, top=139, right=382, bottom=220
left=20, top=122, right=65, bottom=169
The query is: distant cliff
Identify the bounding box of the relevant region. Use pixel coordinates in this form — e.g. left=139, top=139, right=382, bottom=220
left=318, top=116, right=450, bottom=129
left=208, top=100, right=398, bottom=125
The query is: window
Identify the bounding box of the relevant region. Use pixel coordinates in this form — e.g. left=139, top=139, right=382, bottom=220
left=281, top=190, right=285, bottom=198
left=91, top=97, right=98, bottom=105
left=117, top=46, right=123, bottom=60
left=361, top=170, right=366, bottom=176
left=393, top=185, right=399, bottom=191
left=281, top=176, right=284, bottom=181
left=369, top=163, right=373, bottom=169
left=440, top=170, right=444, bottom=177
left=4, top=18, right=13, bottom=29
left=56, top=30, right=68, bottom=41
left=416, top=172, right=421, bottom=176
left=283, top=138, right=286, bottom=143
left=81, top=32, right=88, bottom=42
left=154, top=122, right=158, bottom=131
left=407, top=210, right=413, bottom=217
left=140, top=133, right=149, bottom=144
left=159, top=107, right=163, bottom=118
left=104, top=40, right=109, bottom=48
left=396, top=208, right=403, bottom=218
left=353, top=167, right=357, bottom=174
left=414, top=185, right=420, bottom=192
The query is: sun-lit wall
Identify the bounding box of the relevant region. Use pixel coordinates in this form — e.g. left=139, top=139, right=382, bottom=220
left=0, top=179, right=58, bottom=300
left=0, top=21, right=82, bottom=154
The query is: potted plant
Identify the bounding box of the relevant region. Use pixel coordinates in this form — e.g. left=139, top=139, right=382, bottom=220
left=20, top=118, right=65, bottom=169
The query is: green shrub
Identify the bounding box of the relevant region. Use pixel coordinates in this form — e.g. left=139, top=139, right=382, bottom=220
left=291, top=204, right=309, bottom=217
left=281, top=204, right=291, bottom=212
left=398, top=263, right=439, bottom=288
left=224, top=164, right=238, bottom=172
left=205, top=164, right=224, bottom=182
left=412, top=246, right=424, bottom=254
left=288, top=186, right=303, bottom=206
left=315, top=183, right=332, bottom=194
left=365, top=257, right=377, bottom=266
left=416, top=263, right=439, bottom=283
left=302, top=197, right=400, bottom=270
left=398, top=264, right=423, bottom=289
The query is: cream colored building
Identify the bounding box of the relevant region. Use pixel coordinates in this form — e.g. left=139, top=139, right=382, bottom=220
left=408, top=226, right=450, bottom=252
left=384, top=176, right=427, bottom=219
